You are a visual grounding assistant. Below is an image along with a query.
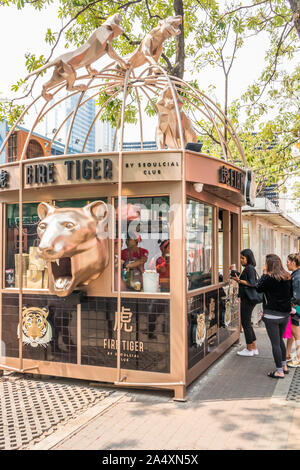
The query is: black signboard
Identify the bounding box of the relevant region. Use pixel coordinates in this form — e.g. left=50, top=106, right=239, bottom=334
left=219, top=165, right=243, bottom=191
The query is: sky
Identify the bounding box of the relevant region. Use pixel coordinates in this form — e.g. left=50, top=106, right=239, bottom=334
left=0, top=3, right=299, bottom=222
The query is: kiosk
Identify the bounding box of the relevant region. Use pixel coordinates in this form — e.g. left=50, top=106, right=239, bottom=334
left=0, top=62, right=251, bottom=400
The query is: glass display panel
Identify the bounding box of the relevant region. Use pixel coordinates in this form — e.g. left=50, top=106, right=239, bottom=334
left=54, top=198, right=106, bottom=208
left=114, top=196, right=170, bottom=293
left=186, top=200, right=213, bottom=290
left=5, top=203, right=48, bottom=289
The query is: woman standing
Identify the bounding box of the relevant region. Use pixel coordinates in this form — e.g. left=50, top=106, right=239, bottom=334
left=256, top=254, right=292, bottom=378
left=286, top=253, right=300, bottom=367
left=232, top=249, right=259, bottom=357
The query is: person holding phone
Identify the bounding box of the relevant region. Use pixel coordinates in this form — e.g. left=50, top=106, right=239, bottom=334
left=231, top=249, right=259, bottom=356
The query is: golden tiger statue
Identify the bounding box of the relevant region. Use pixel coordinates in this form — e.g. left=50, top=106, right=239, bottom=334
left=18, top=306, right=52, bottom=348
left=37, top=200, right=109, bottom=297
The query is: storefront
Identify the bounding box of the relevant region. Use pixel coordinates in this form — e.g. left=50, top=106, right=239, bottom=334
left=0, top=67, right=250, bottom=399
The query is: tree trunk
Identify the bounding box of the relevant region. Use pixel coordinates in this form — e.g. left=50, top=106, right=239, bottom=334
left=288, top=0, right=300, bottom=37
left=171, top=0, right=185, bottom=78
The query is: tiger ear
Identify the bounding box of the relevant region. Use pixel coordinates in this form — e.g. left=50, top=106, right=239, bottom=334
left=22, top=306, right=27, bottom=313
left=42, top=307, right=49, bottom=319
left=38, top=202, right=55, bottom=220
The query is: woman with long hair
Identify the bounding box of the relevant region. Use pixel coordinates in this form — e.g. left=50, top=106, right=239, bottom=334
left=257, top=254, right=292, bottom=378
left=232, top=249, right=259, bottom=356
left=286, top=253, right=300, bottom=367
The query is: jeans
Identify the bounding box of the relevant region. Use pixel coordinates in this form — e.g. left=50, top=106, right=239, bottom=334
left=240, top=298, right=256, bottom=345
left=262, top=315, right=289, bottom=368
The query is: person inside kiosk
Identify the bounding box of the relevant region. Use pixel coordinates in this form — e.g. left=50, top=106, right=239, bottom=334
left=121, top=235, right=148, bottom=291
left=156, top=239, right=170, bottom=292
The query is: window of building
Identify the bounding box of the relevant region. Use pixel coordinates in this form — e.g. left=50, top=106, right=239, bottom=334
left=8, top=133, right=17, bottom=162
left=5, top=203, right=47, bottom=289
left=281, top=233, right=290, bottom=263
left=186, top=199, right=213, bottom=290
left=114, top=196, right=170, bottom=293
left=242, top=222, right=250, bottom=249
left=26, top=139, right=44, bottom=159
left=54, top=198, right=106, bottom=208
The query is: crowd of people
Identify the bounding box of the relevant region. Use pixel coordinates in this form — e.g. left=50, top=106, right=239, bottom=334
left=233, top=249, right=300, bottom=379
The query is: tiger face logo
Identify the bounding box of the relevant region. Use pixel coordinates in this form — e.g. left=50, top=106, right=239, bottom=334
left=18, top=307, right=52, bottom=348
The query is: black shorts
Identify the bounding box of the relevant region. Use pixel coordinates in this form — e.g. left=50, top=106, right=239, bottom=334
left=291, top=315, right=300, bottom=327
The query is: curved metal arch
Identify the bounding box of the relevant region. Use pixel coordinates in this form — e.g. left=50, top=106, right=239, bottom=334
left=82, top=88, right=122, bottom=153
left=2, top=60, right=247, bottom=166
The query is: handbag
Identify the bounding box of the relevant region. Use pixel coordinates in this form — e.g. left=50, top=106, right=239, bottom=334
left=244, top=286, right=264, bottom=305
left=243, top=269, right=263, bottom=305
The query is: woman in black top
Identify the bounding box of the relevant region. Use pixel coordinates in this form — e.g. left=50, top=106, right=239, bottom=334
left=256, top=254, right=292, bottom=378
left=232, top=249, right=259, bottom=357
left=286, top=253, right=300, bottom=367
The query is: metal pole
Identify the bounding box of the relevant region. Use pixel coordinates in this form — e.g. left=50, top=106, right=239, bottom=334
left=116, top=68, right=130, bottom=383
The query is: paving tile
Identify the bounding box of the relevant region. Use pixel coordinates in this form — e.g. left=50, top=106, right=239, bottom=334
left=27, top=327, right=300, bottom=450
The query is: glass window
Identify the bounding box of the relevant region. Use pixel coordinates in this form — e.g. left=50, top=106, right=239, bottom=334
left=5, top=203, right=48, bottom=289
left=242, top=222, right=250, bottom=249
left=114, top=196, right=170, bottom=293
left=281, top=233, right=290, bottom=263
left=8, top=133, right=17, bottom=162
left=186, top=200, right=213, bottom=290
left=54, top=198, right=106, bottom=208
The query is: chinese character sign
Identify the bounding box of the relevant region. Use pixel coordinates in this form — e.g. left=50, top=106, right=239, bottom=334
left=113, top=306, right=133, bottom=332
left=0, top=170, right=9, bottom=189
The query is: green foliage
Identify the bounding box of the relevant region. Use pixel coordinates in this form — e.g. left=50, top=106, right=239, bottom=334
left=96, top=90, right=138, bottom=128
left=0, top=100, right=25, bottom=127
left=291, top=181, right=300, bottom=211
left=25, top=53, right=47, bottom=74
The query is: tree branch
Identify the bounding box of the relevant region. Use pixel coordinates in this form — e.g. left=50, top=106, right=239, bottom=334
left=217, top=0, right=270, bottom=23
left=145, top=0, right=162, bottom=19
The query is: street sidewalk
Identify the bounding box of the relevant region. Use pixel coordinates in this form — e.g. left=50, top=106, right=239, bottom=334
left=30, top=325, right=300, bottom=450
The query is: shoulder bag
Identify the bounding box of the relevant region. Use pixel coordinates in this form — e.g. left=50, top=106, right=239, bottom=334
left=243, top=270, right=263, bottom=305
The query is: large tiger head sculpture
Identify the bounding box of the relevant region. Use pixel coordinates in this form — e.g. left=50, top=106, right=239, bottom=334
left=37, top=200, right=109, bottom=297
left=18, top=306, right=52, bottom=348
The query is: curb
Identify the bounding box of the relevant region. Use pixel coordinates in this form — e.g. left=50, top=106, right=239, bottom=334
left=271, top=368, right=296, bottom=403
left=27, top=391, right=128, bottom=450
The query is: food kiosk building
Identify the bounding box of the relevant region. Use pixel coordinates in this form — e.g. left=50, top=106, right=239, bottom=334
left=0, top=62, right=253, bottom=400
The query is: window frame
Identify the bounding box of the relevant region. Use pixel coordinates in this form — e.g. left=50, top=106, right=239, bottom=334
left=186, top=197, right=215, bottom=293
left=112, top=194, right=171, bottom=296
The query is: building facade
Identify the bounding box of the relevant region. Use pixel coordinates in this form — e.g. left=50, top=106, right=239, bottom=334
left=65, top=94, right=95, bottom=154
left=95, top=120, right=117, bottom=152
left=242, top=197, right=300, bottom=273
left=43, top=94, right=96, bottom=154
left=123, top=141, right=157, bottom=151
left=0, top=120, right=8, bottom=164
left=4, top=127, right=65, bottom=162
left=242, top=197, right=300, bottom=324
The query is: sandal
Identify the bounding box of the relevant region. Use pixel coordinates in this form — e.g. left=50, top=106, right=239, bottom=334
left=268, top=371, right=285, bottom=379
left=283, top=369, right=289, bottom=375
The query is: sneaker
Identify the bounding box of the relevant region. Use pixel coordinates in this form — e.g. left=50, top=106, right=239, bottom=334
left=237, top=348, right=254, bottom=357
left=253, top=349, right=259, bottom=355
left=287, top=359, right=300, bottom=368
